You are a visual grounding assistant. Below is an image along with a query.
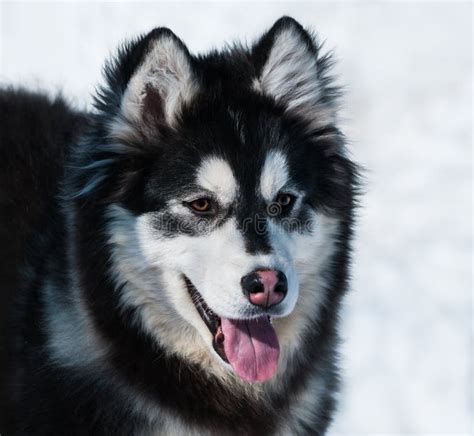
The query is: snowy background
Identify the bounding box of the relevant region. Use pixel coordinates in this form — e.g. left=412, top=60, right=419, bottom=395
left=1, top=1, right=472, bottom=434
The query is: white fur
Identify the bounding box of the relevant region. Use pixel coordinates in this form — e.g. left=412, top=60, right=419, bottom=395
left=254, top=26, right=335, bottom=127
left=196, top=156, right=238, bottom=205
left=260, top=150, right=290, bottom=202
left=106, top=206, right=213, bottom=365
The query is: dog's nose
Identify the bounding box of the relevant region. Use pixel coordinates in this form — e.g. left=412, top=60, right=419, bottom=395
left=241, top=269, right=287, bottom=308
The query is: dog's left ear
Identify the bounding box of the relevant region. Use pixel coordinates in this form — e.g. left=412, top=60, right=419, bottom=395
left=252, top=17, right=337, bottom=128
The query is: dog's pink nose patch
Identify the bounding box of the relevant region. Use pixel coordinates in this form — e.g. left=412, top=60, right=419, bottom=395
left=248, top=270, right=284, bottom=307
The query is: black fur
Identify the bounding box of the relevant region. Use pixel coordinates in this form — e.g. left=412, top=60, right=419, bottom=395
left=0, top=17, right=359, bottom=435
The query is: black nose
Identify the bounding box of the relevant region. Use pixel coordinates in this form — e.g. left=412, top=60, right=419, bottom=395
left=241, top=269, right=288, bottom=308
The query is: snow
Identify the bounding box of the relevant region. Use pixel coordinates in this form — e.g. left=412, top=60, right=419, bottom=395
left=1, top=1, right=472, bottom=434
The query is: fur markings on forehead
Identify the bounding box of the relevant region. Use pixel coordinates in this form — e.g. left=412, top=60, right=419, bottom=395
left=260, top=150, right=289, bottom=202
left=196, top=157, right=237, bottom=204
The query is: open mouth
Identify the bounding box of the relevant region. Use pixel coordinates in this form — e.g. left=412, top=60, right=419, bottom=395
left=183, top=275, right=280, bottom=383
left=183, top=276, right=228, bottom=363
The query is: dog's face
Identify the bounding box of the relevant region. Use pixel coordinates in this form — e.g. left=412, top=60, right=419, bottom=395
left=137, top=150, right=302, bottom=321
left=80, top=18, right=355, bottom=383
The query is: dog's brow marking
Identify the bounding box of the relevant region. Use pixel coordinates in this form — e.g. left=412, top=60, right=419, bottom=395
left=196, top=157, right=237, bottom=204
left=260, top=150, right=289, bottom=202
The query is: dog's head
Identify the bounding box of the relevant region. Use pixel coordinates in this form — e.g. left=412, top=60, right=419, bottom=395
left=74, top=17, right=357, bottom=383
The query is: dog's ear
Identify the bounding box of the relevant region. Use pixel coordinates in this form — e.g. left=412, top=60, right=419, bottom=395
left=252, top=17, right=337, bottom=128
left=111, top=28, right=198, bottom=140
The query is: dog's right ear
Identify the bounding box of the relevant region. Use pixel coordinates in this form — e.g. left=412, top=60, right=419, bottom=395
left=108, top=28, right=198, bottom=141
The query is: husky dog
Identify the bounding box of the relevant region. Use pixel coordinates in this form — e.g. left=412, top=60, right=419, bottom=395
left=0, top=16, right=359, bottom=435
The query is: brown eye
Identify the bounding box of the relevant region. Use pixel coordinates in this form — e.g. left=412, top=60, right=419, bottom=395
left=188, top=198, right=213, bottom=213
left=277, top=193, right=295, bottom=208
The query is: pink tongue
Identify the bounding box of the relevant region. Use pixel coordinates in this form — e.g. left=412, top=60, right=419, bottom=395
left=220, top=316, right=280, bottom=382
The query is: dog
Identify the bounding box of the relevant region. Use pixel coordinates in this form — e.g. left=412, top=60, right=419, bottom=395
left=0, top=16, right=359, bottom=435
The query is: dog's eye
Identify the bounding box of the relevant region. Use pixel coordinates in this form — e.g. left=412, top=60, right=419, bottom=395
left=276, top=193, right=296, bottom=208
left=268, top=193, right=296, bottom=216
left=187, top=198, right=213, bottom=214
